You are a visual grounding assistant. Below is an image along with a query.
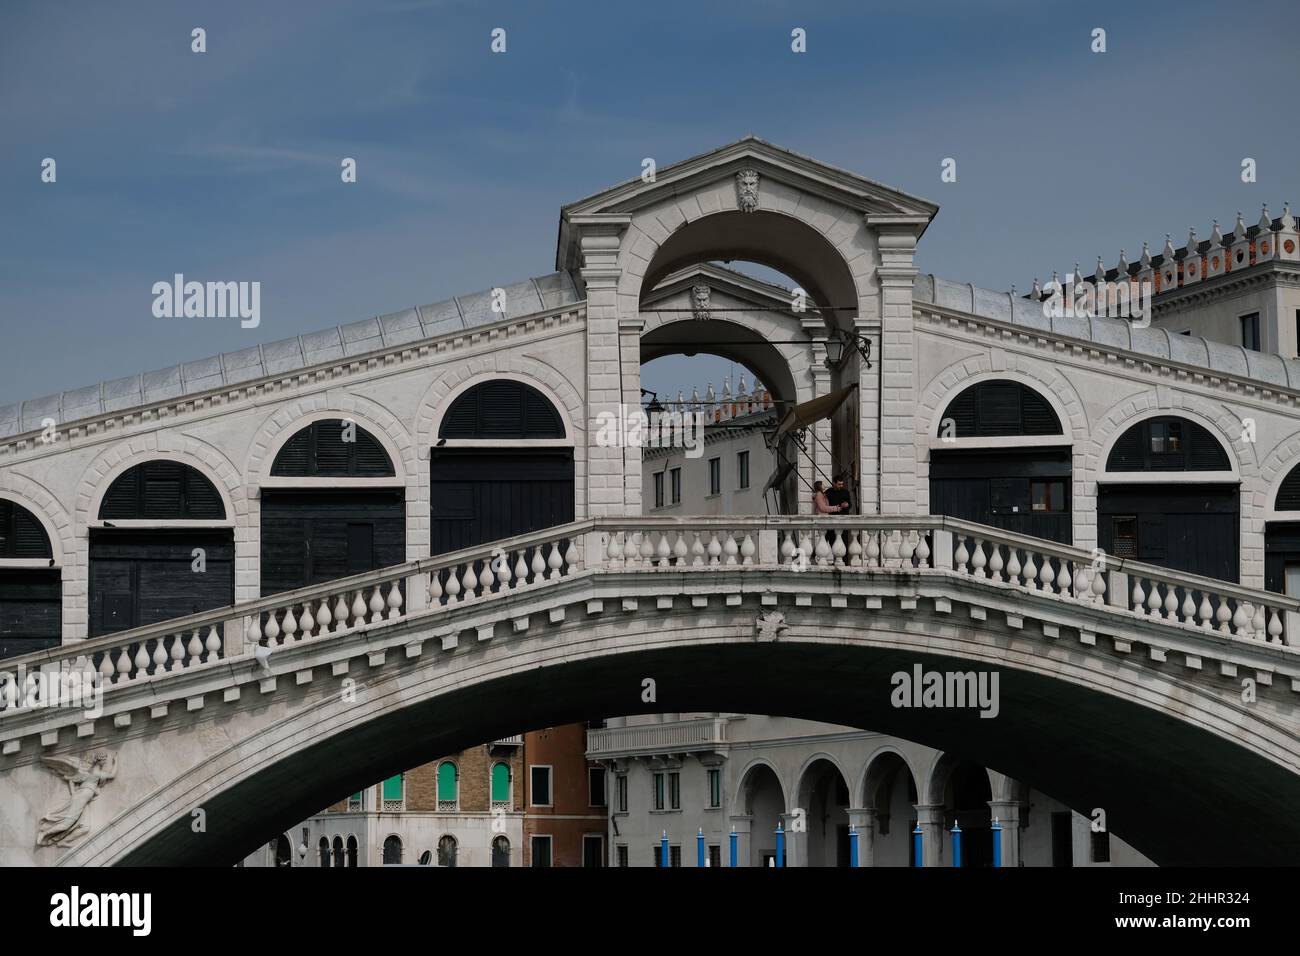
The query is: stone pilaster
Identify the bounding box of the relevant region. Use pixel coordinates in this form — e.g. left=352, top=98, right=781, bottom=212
left=574, top=215, right=632, bottom=517
left=988, top=800, right=1025, bottom=867
left=847, top=807, right=876, bottom=866
left=868, top=216, right=927, bottom=517
left=914, top=802, right=946, bottom=867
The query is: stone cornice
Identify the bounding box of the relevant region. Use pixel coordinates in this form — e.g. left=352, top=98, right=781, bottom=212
left=0, top=303, right=587, bottom=464
left=915, top=301, right=1300, bottom=413
left=1152, top=260, right=1300, bottom=315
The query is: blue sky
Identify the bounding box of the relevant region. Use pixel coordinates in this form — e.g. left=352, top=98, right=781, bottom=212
left=2, top=0, right=1298, bottom=405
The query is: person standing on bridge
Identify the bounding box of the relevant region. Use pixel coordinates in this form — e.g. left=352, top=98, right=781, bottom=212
left=813, top=481, right=847, bottom=515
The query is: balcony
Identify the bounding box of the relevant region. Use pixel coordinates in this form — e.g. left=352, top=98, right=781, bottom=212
left=491, top=735, right=523, bottom=746
left=586, top=718, right=728, bottom=759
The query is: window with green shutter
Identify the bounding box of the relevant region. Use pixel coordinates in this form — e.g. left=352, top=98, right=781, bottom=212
left=491, top=762, right=511, bottom=803
left=437, top=762, right=458, bottom=805
left=382, top=774, right=403, bottom=801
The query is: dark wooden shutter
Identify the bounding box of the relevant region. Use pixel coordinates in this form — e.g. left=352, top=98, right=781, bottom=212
left=942, top=381, right=1060, bottom=438
left=271, top=430, right=311, bottom=476
left=1188, top=425, right=1230, bottom=471
left=1278, top=465, right=1300, bottom=511
left=976, top=383, right=1021, bottom=436
left=1107, top=428, right=1146, bottom=470
left=99, top=462, right=224, bottom=519
left=100, top=467, right=141, bottom=519
left=270, top=421, right=394, bottom=477
left=439, top=381, right=565, bottom=440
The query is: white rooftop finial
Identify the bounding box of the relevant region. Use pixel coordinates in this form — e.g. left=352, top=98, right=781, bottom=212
left=722, top=376, right=732, bottom=400
left=1030, top=276, right=1041, bottom=299
left=1117, top=248, right=1130, bottom=273
left=705, top=382, right=716, bottom=403
left=1258, top=204, right=1272, bottom=231
left=1209, top=219, right=1223, bottom=246
left=1139, top=241, right=1151, bottom=268
left=1094, top=256, right=1106, bottom=284
left=1162, top=233, right=1176, bottom=259
left=1186, top=226, right=1198, bottom=252
left=1234, top=210, right=1248, bottom=240
left=737, top=371, right=749, bottom=397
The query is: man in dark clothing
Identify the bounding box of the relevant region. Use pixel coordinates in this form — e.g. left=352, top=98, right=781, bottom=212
left=825, top=476, right=852, bottom=514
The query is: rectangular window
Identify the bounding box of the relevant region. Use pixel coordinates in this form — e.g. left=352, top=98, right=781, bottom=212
left=1051, top=812, right=1074, bottom=867
left=530, top=835, right=552, bottom=868
left=1149, top=421, right=1183, bottom=455
left=589, top=767, right=607, bottom=807
left=737, top=451, right=750, bottom=489
left=670, top=467, right=682, bottom=504
left=1030, top=479, right=1067, bottom=513
left=708, top=844, right=721, bottom=868
left=583, top=835, right=604, bottom=868
left=1111, top=515, right=1138, bottom=559
left=653, top=471, right=664, bottom=509
left=653, top=772, right=665, bottom=811
left=348, top=792, right=363, bottom=811
left=616, top=845, right=629, bottom=868
left=1090, top=829, right=1111, bottom=864
left=669, top=772, right=681, bottom=810
left=530, top=765, right=552, bottom=807
left=707, top=769, right=721, bottom=809
left=1285, top=562, right=1300, bottom=598
left=708, top=458, right=721, bottom=496
left=616, top=774, right=628, bottom=813
left=1241, top=312, right=1260, bottom=351
left=670, top=845, right=681, bottom=868
left=653, top=845, right=662, bottom=867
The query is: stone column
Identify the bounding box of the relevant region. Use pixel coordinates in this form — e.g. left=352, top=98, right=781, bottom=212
left=988, top=800, right=1025, bottom=867
left=914, top=803, right=947, bottom=868
left=782, top=811, right=807, bottom=867
left=574, top=214, right=632, bottom=518
left=855, top=317, right=881, bottom=514
left=847, top=807, right=876, bottom=866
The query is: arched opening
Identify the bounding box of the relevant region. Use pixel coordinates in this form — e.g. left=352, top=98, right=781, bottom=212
left=0, top=498, right=60, bottom=660
left=1099, top=416, right=1238, bottom=582
left=794, top=759, right=850, bottom=867
left=437, top=834, right=458, bottom=867
left=932, top=758, right=994, bottom=868
left=929, top=379, right=1071, bottom=544
left=430, top=379, right=574, bottom=553
left=90, top=461, right=233, bottom=637
left=491, top=835, right=511, bottom=867
left=1267, top=462, right=1300, bottom=596
left=346, top=835, right=358, bottom=867
left=737, top=763, right=785, bottom=867
left=318, top=836, right=330, bottom=868
left=638, top=262, right=829, bottom=516
left=382, top=835, right=402, bottom=865
left=862, top=751, right=919, bottom=867
left=261, top=419, right=404, bottom=597
left=274, top=833, right=292, bottom=867
left=331, top=835, right=344, bottom=868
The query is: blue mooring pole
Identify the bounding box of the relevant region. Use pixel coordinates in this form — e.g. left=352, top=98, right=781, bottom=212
left=660, top=830, right=669, bottom=868
left=992, top=817, right=1003, bottom=868
left=697, top=828, right=705, bottom=868
left=775, top=821, right=785, bottom=868
left=729, top=826, right=738, bottom=868
left=913, top=822, right=923, bottom=867
left=849, top=824, right=859, bottom=867
left=951, top=821, right=962, bottom=868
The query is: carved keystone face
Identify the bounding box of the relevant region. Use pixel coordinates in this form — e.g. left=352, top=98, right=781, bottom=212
left=736, top=169, right=760, bottom=212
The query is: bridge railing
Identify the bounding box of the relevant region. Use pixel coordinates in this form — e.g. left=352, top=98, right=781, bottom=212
left=3, top=514, right=1298, bottom=716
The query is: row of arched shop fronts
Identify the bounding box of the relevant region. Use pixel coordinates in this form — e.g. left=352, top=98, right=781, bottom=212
left=8, top=374, right=1300, bottom=655
left=0, top=379, right=575, bottom=658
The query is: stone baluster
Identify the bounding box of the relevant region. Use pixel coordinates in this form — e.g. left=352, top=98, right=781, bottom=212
left=830, top=530, right=847, bottom=566
left=847, top=531, right=863, bottom=567
left=883, top=531, right=901, bottom=568
left=1268, top=608, right=1284, bottom=643
left=114, top=645, right=133, bottom=684
left=463, top=562, right=480, bottom=600
left=707, top=533, right=723, bottom=566
left=205, top=624, right=221, bottom=661
left=1232, top=603, right=1252, bottom=639
left=428, top=571, right=444, bottom=606
left=1215, top=598, right=1232, bottom=634
left=1252, top=604, right=1266, bottom=641
left=865, top=531, right=881, bottom=568
left=1038, top=556, right=1055, bottom=593
left=98, top=651, right=115, bottom=687
left=351, top=590, right=368, bottom=623
left=691, top=532, right=705, bottom=567
left=814, top=532, right=832, bottom=566
left=368, top=586, right=386, bottom=623
left=169, top=634, right=187, bottom=671
left=480, top=556, right=496, bottom=592
left=528, top=547, right=545, bottom=583
left=915, top=531, right=931, bottom=568
left=656, top=533, right=672, bottom=567
left=1023, top=552, right=1040, bottom=591
left=1057, top=560, right=1072, bottom=597
left=1197, top=593, right=1213, bottom=629
left=953, top=536, right=970, bottom=573
left=639, top=532, right=656, bottom=567
left=282, top=606, right=299, bottom=643
left=1090, top=567, right=1106, bottom=604
left=495, top=553, right=513, bottom=591
left=673, top=532, right=689, bottom=566
left=1145, top=581, right=1162, bottom=617
left=607, top=531, right=625, bottom=567
left=133, top=642, right=151, bottom=675
left=333, top=593, right=351, bottom=628
left=779, top=531, right=794, bottom=567
left=1162, top=586, right=1178, bottom=622
left=514, top=551, right=529, bottom=586
left=1006, top=548, right=1022, bottom=586
left=988, top=543, right=1004, bottom=581
left=563, top=538, right=578, bottom=573
left=300, top=601, right=317, bottom=637
left=1180, top=590, right=1197, bottom=625
left=740, top=533, right=756, bottom=566
left=387, top=582, right=404, bottom=620
left=970, top=538, right=987, bottom=578
left=151, top=638, right=168, bottom=674
left=1131, top=577, right=1145, bottom=613
left=723, top=532, right=740, bottom=566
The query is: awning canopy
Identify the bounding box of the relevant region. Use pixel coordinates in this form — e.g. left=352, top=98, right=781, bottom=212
left=771, top=384, right=858, bottom=443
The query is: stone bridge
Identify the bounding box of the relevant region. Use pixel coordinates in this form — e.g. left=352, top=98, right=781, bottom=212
left=3, top=515, right=1300, bottom=866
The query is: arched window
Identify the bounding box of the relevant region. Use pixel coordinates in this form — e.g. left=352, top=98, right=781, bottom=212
left=332, top=836, right=344, bottom=868
left=1106, top=416, right=1230, bottom=472
left=491, top=762, right=512, bottom=806
left=0, top=500, right=52, bottom=558
left=439, top=380, right=565, bottom=439
left=318, top=837, right=331, bottom=868
left=437, top=761, right=458, bottom=809
left=437, top=835, right=458, bottom=867
left=274, top=834, right=292, bottom=868
left=382, top=835, right=403, bottom=865
left=1276, top=463, right=1300, bottom=511
left=99, top=461, right=225, bottom=520
left=270, top=419, right=394, bottom=477
left=491, top=836, right=511, bottom=868
left=346, top=835, right=358, bottom=868
left=940, top=381, right=1061, bottom=438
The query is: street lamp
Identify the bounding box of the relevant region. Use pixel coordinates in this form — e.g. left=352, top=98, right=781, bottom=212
left=822, top=329, right=872, bottom=370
